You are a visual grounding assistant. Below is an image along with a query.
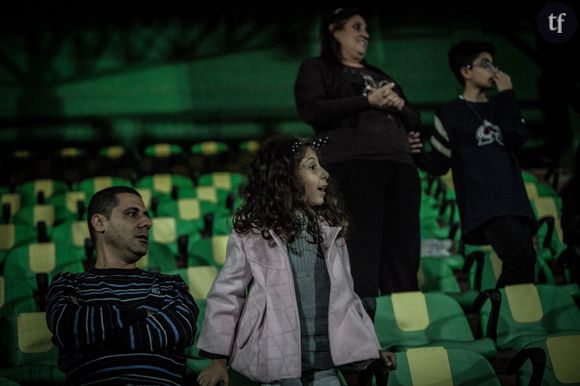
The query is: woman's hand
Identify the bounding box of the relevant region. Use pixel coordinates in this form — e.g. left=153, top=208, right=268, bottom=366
left=380, top=350, right=397, bottom=370
left=197, top=359, right=229, bottom=386
left=367, top=86, right=387, bottom=108
left=407, top=131, right=423, bottom=153
left=368, top=83, right=405, bottom=111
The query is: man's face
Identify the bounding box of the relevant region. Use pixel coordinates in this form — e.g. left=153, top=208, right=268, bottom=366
left=102, top=193, right=152, bottom=264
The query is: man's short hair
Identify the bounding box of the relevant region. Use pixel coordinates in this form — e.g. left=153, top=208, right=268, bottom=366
left=87, top=186, right=142, bottom=242
left=448, top=40, right=495, bottom=85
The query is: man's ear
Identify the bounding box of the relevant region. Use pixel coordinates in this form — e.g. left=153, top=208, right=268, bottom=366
left=91, top=214, right=107, bottom=234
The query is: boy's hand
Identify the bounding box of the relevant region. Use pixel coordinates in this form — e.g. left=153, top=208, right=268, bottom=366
left=493, top=71, right=513, bottom=92
left=197, top=359, right=229, bottom=386
left=380, top=350, right=397, bottom=370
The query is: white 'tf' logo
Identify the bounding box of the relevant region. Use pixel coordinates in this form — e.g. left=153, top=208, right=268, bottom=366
left=549, top=12, right=567, bottom=33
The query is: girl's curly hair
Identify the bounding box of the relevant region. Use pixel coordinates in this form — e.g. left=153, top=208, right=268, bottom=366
left=233, top=135, right=348, bottom=243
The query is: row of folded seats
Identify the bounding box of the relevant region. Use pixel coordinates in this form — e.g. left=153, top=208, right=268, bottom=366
left=1, top=172, right=246, bottom=258
left=1, top=283, right=578, bottom=385
left=2, top=140, right=259, bottom=187
left=1, top=159, right=579, bottom=384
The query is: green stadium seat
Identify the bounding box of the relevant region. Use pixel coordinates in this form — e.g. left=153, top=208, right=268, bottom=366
left=98, top=146, right=126, bottom=159
left=167, top=266, right=218, bottom=301
left=418, top=256, right=461, bottom=293
left=142, top=143, right=190, bottom=176
left=17, top=179, right=68, bottom=207
left=0, top=312, right=64, bottom=384
left=518, top=335, right=580, bottom=385
left=0, top=223, right=36, bottom=267
left=418, top=256, right=478, bottom=310
left=150, top=217, right=202, bottom=261
left=135, top=188, right=153, bottom=210
left=156, top=197, right=217, bottom=232
left=144, top=143, right=184, bottom=158
left=237, top=140, right=260, bottom=154
left=530, top=196, right=566, bottom=263
left=196, top=172, right=246, bottom=193
left=75, top=176, right=132, bottom=197
left=388, top=347, right=501, bottom=386
left=190, top=141, right=229, bottom=156
left=133, top=241, right=177, bottom=273
left=1, top=192, right=21, bottom=222
left=478, top=284, right=580, bottom=351
left=374, top=291, right=497, bottom=359
left=188, top=236, right=229, bottom=267
left=0, top=274, right=44, bottom=317
left=211, top=212, right=233, bottom=236
left=51, top=220, right=91, bottom=263
left=136, top=174, right=195, bottom=198
left=48, top=191, right=88, bottom=220
left=3, top=242, right=83, bottom=281
left=522, top=171, right=539, bottom=183
left=12, top=204, right=74, bottom=228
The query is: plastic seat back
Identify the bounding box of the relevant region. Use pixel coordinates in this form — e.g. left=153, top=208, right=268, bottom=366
left=389, top=347, right=500, bottom=386
left=480, top=284, right=580, bottom=350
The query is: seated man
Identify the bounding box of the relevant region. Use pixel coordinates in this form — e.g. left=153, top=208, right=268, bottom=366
left=46, top=186, right=199, bottom=385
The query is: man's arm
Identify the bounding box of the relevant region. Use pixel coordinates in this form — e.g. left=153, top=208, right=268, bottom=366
left=46, top=273, right=148, bottom=350
left=108, top=277, right=199, bottom=352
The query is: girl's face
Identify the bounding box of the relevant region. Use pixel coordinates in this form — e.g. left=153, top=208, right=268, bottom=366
left=297, top=147, right=329, bottom=207
left=332, top=14, right=369, bottom=65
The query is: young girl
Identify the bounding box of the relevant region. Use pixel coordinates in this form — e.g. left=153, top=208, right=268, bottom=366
left=196, top=136, right=395, bottom=386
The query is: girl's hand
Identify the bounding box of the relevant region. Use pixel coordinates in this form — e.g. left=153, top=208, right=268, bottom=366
left=197, top=359, right=229, bottom=386
left=380, top=350, right=397, bottom=370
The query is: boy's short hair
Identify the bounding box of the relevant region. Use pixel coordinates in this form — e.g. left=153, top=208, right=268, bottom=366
left=448, top=40, right=495, bottom=85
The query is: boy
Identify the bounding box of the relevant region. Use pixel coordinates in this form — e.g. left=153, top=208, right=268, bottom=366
left=419, top=40, right=537, bottom=287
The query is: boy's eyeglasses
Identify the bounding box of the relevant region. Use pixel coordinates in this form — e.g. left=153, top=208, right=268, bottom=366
left=466, top=59, right=499, bottom=72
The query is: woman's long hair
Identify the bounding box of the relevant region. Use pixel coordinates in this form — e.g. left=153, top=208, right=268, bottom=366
left=233, top=135, right=348, bottom=243
left=319, top=7, right=365, bottom=66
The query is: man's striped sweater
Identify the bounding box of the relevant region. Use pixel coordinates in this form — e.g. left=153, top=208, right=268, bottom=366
left=46, top=268, right=199, bottom=386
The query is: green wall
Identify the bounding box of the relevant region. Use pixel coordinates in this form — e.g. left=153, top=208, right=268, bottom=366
left=0, top=9, right=577, bottom=170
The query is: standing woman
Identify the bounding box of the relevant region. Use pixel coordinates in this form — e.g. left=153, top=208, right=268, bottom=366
left=294, top=7, right=422, bottom=317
